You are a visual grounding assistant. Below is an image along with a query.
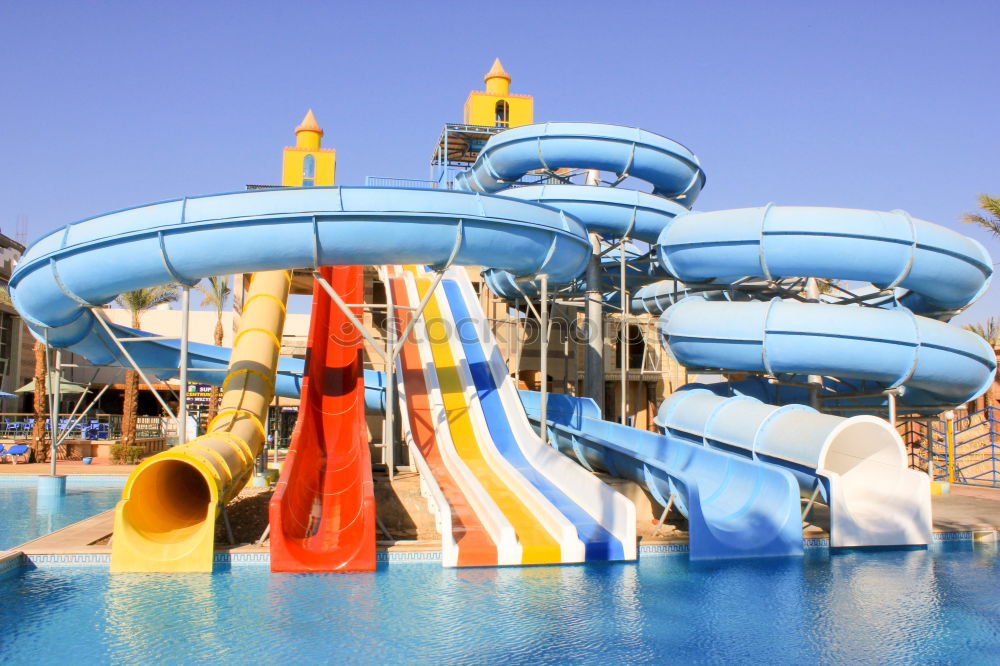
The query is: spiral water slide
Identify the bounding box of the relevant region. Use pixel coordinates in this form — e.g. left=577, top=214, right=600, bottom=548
left=454, top=122, right=993, bottom=548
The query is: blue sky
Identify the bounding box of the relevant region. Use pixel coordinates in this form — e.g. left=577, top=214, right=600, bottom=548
left=2, top=1, right=998, bottom=321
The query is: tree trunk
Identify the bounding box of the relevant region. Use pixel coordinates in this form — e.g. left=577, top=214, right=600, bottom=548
left=207, top=316, right=224, bottom=422
left=122, top=369, right=139, bottom=448
left=121, top=311, right=141, bottom=449
left=31, top=340, right=47, bottom=462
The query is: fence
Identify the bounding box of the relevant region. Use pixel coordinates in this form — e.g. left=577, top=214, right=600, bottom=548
left=900, top=406, right=1000, bottom=488
left=0, top=413, right=165, bottom=443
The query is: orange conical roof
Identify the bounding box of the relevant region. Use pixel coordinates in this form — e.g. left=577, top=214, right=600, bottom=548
left=484, top=58, right=511, bottom=84
left=295, top=109, right=324, bottom=136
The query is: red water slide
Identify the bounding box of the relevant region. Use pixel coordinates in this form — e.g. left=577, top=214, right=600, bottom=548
left=269, top=266, right=376, bottom=572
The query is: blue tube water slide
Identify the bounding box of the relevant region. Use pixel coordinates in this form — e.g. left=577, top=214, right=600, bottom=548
left=519, top=391, right=804, bottom=559
left=656, top=389, right=932, bottom=547
left=448, top=122, right=982, bottom=551
left=454, top=122, right=706, bottom=201
left=452, top=125, right=993, bottom=409
left=658, top=206, right=991, bottom=312
left=10, top=187, right=592, bottom=391
left=653, top=205, right=995, bottom=408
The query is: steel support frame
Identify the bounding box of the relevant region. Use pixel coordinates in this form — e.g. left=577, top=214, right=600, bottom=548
left=43, top=329, right=60, bottom=474
left=178, top=285, right=190, bottom=445
left=92, top=310, right=178, bottom=422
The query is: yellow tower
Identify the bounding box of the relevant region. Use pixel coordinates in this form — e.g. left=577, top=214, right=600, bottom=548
left=282, top=109, right=336, bottom=186
left=463, top=58, right=534, bottom=128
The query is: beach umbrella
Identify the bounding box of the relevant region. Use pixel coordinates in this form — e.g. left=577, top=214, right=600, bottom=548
left=0, top=391, right=16, bottom=399
left=15, top=372, right=89, bottom=395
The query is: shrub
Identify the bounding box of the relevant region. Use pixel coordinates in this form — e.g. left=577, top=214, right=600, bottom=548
left=111, top=442, right=146, bottom=465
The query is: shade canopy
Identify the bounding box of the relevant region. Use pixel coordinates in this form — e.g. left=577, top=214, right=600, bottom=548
left=15, top=373, right=89, bottom=395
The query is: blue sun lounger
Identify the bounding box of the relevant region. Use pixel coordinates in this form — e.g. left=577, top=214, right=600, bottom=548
left=0, top=444, right=30, bottom=463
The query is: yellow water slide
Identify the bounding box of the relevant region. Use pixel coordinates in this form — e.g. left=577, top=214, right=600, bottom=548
left=411, top=269, right=562, bottom=564
left=110, top=270, right=291, bottom=572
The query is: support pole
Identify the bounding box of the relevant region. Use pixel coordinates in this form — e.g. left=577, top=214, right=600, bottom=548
left=926, top=418, right=935, bottom=479
left=584, top=235, right=604, bottom=414
left=57, top=384, right=110, bottom=446
left=805, top=278, right=822, bottom=409
left=652, top=493, right=676, bottom=537
left=178, top=285, right=190, bottom=445
left=620, top=237, right=628, bottom=425
left=945, top=411, right=956, bottom=483
left=384, top=271, right=396, bottom=480
left=584, top=169, right=605, bottom=415
left=539, top=275, right=549, bottom=443
left=801, top=482, right=823, bottom=523
left=43, top=330, right=59, bottom=474
left=887, top=390, right=897, bottom=427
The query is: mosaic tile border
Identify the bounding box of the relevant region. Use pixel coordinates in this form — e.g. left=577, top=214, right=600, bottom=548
left=933, top=531, right=974, bottom=542
left=0, top=474, right=127, bottom=486
left=7, top=532, right=993, bottom=576
left=24, top=553, right=110, bottom=566
left=376, top=551, right=442, bottom=562
left=804, top=537, right=830, bottom=549
left=18, top=550, right=448, bottom=569
left=638, top=543, right=688, bottom=556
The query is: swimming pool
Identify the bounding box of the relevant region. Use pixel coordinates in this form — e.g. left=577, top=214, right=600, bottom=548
left=0, top=476, right=124, bottom=550
left=1, top=543, right=997, bottom=663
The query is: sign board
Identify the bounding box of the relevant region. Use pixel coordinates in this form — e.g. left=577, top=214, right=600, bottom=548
left=186, top=383, right=212, bottom=406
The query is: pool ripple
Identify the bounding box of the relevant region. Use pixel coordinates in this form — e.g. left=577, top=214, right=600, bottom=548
left=1, top=546, right=998, bottom=663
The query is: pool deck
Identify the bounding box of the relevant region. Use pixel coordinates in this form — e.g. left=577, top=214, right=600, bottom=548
left=0, top=461, right=136, bottom=475
left=3, top=480, right=997, bottom=563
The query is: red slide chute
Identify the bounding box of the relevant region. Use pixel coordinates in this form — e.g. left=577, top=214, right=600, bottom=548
left=269, top=266, right=376, bottom=572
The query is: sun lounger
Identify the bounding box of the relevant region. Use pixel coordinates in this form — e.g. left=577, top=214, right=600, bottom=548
left=0, top=444, right=30, bottom=464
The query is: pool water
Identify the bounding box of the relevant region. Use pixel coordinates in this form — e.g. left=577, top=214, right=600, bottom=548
left=1, top=543, right=998, bottom=664
left=0, top=477, right=124, bottom=550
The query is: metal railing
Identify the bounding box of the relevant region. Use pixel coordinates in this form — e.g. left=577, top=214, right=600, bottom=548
left=900, top=407, right=1000, bottom=488
left=364, top=177, right=438, bottom=189
left=0, top=413, right=164, bottom=442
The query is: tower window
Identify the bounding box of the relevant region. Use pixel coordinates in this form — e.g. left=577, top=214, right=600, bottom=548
left=495, top=100, right=509, bottom=127
left=302, top=154, right=315, bottom=186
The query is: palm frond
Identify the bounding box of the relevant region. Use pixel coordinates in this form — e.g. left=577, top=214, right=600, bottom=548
left=965, top=317, right=1000, bottom=346
left=115, top=284, right=180, bottom=314
left=197, top=276, right=232, bottom=314
left=962, top=194, right=1000, bottom=238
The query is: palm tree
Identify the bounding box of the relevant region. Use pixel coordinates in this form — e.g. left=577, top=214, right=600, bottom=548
left=116, top=285, right=178, bottom=448
left=0, top=284, right=47, bottom=461
left=965, top=317, right=1000, bottom=347
left=197, top=276, right=232, bottom=421
left=31, top=340, right=47, bottom=461
left=962, top=194, right=1000, bottom=238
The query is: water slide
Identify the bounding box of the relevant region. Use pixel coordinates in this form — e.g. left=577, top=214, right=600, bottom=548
left=656, top=390, right=932, bottom=548
left=441, top=267, right=635, bottom=561
left=268, top=266, right=376, bottom=572
left=405, top=266, right=592, bottom=564
left=389, top=268, right=501, bottom=567
left=518, top=391, right=804, bottom=559
left=452, top=122, right=989, bottom=548
left=11, top=187, right=595, bottom=572
left=652, top=206, right=996, bottom=409
left=11, top=121, right=991, bottom=569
